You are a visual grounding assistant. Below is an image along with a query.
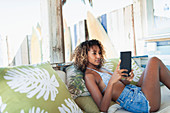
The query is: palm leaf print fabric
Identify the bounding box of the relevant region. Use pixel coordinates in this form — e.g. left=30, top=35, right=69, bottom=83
left=0, top=62, right=82, bottom=113
left=20, top=107, right=48, bottom=113
left=4, top=67, right=59, bottom=101
left=66, top=65, right=90, bottom=99
left=58, top=98, right=83, bottom=113
left=0, top=96, right=7, bottom=113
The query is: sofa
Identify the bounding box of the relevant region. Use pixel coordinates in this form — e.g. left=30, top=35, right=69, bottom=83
left=0, top=58, right=169, bottom=113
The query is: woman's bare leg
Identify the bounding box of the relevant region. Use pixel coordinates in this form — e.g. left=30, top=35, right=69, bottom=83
left=137, top=57, right=170, bottom=111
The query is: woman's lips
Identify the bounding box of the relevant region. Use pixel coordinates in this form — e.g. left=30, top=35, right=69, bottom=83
left=95, top=59, right=100, bottom=63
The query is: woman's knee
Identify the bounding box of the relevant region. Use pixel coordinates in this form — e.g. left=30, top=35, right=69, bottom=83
left=150, top=104, right=160, bottom=112
left=148, top=57, right=161, bottom=64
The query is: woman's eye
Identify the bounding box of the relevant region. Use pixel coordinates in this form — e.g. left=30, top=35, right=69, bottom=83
left=99, top=52, right=102, bottom=54
left=93, top=52, right=97, bottom=55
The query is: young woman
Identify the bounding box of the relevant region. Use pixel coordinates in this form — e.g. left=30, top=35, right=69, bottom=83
left=72, top=39, right=170, bottom=112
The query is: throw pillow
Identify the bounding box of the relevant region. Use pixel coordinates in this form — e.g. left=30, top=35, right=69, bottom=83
left=66, top=65, right=90, bottom=99
left=103, top=58, right=119, bottom=72
left=0, top=62, right=83, bottom=113
left=74, top=96, right=100, bottom=113
left=131, top=58, right=143, bottom=85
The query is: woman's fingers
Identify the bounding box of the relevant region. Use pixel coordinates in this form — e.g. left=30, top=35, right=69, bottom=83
left=119, top=69, right=128, bottom=73
left=116, top=60, right=121, bottom=70
left=126, top=70, right=134, bottom=81
left=129, top=70, right=134, bottom=78
left=117, top=69, right=128, bottom=77
left=116, top=60, right=129, bottom=76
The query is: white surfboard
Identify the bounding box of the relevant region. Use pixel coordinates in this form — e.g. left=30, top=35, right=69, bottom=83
left=86, top=11, right=118, bottom=59
left=30, top=28, right=41, bottom=64
left=63, top=19, right=72, bottom=62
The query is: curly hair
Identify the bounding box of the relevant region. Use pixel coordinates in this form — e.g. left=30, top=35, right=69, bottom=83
left=72, top=39, right=106, bottom=72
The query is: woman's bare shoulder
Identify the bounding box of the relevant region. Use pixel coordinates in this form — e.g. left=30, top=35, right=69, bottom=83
left=85, top=70, right=97, bottom=81
left=85, top=71, right=94, bottom=78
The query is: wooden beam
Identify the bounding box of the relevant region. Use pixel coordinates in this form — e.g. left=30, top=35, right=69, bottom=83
left=146, top=38, right=170, bottom=42
left=49, top=0, right=65, bottom=63
left=131, top=4, right=137, bottom=56
left=41, top=0, right=65, bottom=63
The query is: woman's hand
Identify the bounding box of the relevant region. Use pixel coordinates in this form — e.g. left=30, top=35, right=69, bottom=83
left=110, top=61, right=128, bottom=84
left=120, top=69, right=134, bottom=85
left=111, top=60, right=135, bottom=85
left=126, top=70, right=134, bottom=82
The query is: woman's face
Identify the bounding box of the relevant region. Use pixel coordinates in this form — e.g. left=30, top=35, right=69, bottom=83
left=87, top=45, right=101, bottom=66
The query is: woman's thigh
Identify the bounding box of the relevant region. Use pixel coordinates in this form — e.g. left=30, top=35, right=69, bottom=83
left=137, top=57, right=161, bottom=111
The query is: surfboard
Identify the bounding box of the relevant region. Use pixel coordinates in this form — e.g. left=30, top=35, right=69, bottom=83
left=30, top=27, right=41, bottom=64
left=63, top=19, right=72, bottom=62
left=86, top=11, right=118, bottom=59
left=36, top=23, right=43, bottom=62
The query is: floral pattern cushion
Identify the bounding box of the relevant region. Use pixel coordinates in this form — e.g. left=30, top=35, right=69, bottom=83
left=66, top=65, right=90, bottom=99
left=0, top=62, right=83, bottom=113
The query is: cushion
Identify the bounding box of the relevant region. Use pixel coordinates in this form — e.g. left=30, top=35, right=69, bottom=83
left=55, top=70, right=66, bottom=83
left=0, top=62, right=83, bottom=113
left=130, top=59, right=143, bottom=85
left=66, top=65, right=90, bottom=99
left=103, top=58, right=120, bottom=72
left=74, top=96, right=100, bottom=113
left=75, top=96, right=116, bottom=113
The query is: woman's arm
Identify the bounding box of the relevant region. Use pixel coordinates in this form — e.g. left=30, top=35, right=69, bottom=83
left=85, top=73, right=115, bottom=112
left=85, top=61, right=125, bottom=112
left=120, top=79, right=131, bottom=85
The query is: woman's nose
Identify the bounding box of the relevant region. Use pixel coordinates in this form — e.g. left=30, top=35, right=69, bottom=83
left=96, top=53, right=101, bottom=58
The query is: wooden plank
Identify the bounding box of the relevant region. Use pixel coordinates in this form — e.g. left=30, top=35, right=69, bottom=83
left=0, top=36, right=8, bottom=66
left=131, top=4, right=137, bottom=56
left=40, top=0, right=65, bottom=63
left=21, top=36, right=29, bottom=65
left=124, top=5, right=134, bottom=54
left=14, top=46, right=22, bottom=66
left=48, top=0, right=65, bottom=63
left=27, top=35, right=31, bottom=64
left=6, top=36, right=14, bottom=66
left=77, top=21, right=86, bottom=45
left=146, top=38, right=170, bottom=42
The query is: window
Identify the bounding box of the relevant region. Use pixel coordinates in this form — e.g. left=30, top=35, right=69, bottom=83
left=146, top=0, right=170, bottom=37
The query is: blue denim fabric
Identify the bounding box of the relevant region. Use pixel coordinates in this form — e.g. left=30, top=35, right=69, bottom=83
left=116, top=84, right=150, bottom=113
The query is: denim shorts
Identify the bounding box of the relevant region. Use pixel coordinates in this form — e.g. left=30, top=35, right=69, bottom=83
left=116, top=84, right=150, bottom=113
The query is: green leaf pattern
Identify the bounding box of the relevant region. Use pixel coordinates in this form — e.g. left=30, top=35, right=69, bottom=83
left=0, top=62, right=83, bottom=113
left=20, top=107, right=48, bottom=113
left=0, top=96, right=7, bottom=113
left=69, top=75, right=85, bottom=95
left=66, top=65, right=90, bottom=99
left=131, top=59, right=143, bottom=83
left=58, top=98, right=83, bottom=113
left=4, top=67, right=59, bottom=101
